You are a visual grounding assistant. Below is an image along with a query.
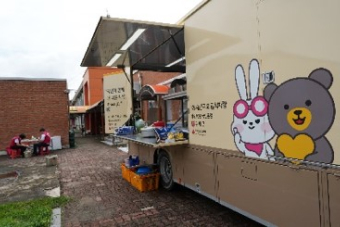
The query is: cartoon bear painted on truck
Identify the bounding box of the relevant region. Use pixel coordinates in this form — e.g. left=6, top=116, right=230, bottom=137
left=264, top=68, right=335, bottom=164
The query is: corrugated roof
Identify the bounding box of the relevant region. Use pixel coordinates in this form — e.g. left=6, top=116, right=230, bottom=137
left=138, top=84, right=169, bottom=100
left=80, top=17, right=185, bottom=73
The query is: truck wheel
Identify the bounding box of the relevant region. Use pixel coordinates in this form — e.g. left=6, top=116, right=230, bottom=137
left=158, top=151, right=175, bottom=190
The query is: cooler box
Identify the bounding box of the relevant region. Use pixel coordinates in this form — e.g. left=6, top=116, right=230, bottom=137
left=50, top=136, right=62, bottom=150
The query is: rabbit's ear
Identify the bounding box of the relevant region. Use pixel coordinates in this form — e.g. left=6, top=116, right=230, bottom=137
left=235, top=65, right=248, bottom=100
left=248, top=59, right=260, bottom=99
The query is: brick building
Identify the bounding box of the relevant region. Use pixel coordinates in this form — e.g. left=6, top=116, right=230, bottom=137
left=133, top=71, right=183, bottom=125
left=0, top=78, right=69, bottom=150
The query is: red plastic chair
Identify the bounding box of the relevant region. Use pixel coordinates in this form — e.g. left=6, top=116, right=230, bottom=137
left=39, top=146, right=50, bottom=156
left=6, top=147, right=22, bottom=159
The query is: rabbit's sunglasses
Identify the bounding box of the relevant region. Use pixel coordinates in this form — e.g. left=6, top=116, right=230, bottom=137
left=233, top=96, right=268, bottom=119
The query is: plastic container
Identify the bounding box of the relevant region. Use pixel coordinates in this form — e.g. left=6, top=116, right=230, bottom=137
left=124, top=158, right=130, bottom=167
left=130, top=171, right=160, bottom=192
left=140, top=127, right=155, bottom=137
left=166, top=123, right=175, bottom=128
left=136, top=166, right=152, bottom=175
left=121, top=164, right=132, bottom=182
left=153, top=121, right=165, bottom=127
left=128, top=155, right=139, bottom=167
left=24, top=150, right=32, bottom=158
left=154, top=127, right=168, bottom=142
left=115, top=126, right=134, bottom=135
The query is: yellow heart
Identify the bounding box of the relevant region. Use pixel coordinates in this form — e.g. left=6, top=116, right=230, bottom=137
left=277, top=134, right=315, bottom=160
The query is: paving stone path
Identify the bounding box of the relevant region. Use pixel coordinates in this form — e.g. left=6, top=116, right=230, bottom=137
left=58, top=136, right=262, bottom=227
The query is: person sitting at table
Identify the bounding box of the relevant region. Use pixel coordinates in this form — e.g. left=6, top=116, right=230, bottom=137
left=9, top=133, right=29, bottom=157
left=33, top=128, right=51, bottom=155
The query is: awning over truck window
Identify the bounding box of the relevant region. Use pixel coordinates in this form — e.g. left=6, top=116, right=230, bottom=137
left=162, top=76, right=187, bottom=100
left=80, top=17, right=185, bottom=73
left=139, top=84, right=169, bottom=100
left=170, top=78, right=186, bottom=88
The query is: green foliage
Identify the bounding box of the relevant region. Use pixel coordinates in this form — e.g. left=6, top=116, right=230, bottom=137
left=0, top=196, right=69, bottom=227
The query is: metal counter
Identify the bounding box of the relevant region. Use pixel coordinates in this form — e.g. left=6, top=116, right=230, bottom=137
left=114, top=134, right=188, bottom=148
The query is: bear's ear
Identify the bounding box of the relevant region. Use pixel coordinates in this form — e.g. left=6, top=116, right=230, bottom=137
left=309, top=68, right=333, bottom=89
left=264, top=83, right=278, bottom=101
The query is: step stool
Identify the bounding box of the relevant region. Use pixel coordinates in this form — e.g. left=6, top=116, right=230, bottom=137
left=39, top=146, right=50, bottom=156
left=6, top=147, right=22, bottom=159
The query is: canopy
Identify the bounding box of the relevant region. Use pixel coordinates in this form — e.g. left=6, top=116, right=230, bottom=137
left=170, top=77, right=186, bottom=88
left=163, top=77, right=187, bottom=100
left=69, top=106, right=89, bottom=114
left=86, top=100, right=103, bottom=112
left=139, top=84, right=169, bottom=100
left=81, top=17, right=185, bottom=73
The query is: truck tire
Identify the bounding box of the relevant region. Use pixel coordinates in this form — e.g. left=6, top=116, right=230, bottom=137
left=158, top=151, right=175, bottom=190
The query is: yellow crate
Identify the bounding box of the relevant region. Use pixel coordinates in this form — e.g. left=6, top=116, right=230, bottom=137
left=121, top=164, right=133, bottom=182
left=130, top=171, right=160, bottom=192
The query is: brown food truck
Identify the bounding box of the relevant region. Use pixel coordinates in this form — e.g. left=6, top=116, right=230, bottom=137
left=80, top=0, right=340, bottom=226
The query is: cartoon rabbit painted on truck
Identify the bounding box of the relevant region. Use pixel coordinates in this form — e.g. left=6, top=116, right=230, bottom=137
left=231, top=59, right=275, bottom=161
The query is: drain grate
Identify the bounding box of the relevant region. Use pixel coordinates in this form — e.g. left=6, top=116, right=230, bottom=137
left=0, top=171, right=18, bottom=179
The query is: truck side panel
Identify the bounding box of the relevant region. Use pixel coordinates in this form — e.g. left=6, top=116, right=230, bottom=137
left=216, top=155, right=321, bottom=226
left=185, top=0, right=340, bottom=164
left=182, top=147, right=217, bottom=200
left=182, top=0, right=340, bottom=225
left=327, top=173, right=340, bottom=225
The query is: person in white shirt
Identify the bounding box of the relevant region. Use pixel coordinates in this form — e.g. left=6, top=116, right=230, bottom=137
left=33, top=128, right=51, bottom=155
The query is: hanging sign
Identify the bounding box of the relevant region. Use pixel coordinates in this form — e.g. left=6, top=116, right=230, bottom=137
left=103, top=71, right=132, bottom=133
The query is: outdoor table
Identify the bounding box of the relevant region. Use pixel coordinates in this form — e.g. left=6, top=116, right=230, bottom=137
left=21, top=139, right=39, bottom=147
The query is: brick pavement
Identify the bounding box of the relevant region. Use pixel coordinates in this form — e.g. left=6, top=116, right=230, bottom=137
left=58, top=136, right=262, bottom=227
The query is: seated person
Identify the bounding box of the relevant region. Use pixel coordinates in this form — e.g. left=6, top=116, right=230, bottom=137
left=81, top=125, right=85, bottom=136
left=9, top=133, right=29, bottom=156
left=33, top=128, right=51, bottom=155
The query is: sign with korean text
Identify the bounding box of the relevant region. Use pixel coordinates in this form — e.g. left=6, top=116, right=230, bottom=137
left=103, top=71, right=132, bottom=133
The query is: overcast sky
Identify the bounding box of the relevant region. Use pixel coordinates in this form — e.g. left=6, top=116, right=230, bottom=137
left=0, top=0, right=202, bottom=98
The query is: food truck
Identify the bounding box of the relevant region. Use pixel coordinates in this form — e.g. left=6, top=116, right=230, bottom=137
left=80, top=0, right=340, bottom=226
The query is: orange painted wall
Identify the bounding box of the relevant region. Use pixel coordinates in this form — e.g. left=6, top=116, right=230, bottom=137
left=82, top=67, right=123, bottom=132
left=83, top=67, right=122, bottom=106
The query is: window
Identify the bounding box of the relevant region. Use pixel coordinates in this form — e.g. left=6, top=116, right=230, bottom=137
left=148, top=100, right=158, bottom=108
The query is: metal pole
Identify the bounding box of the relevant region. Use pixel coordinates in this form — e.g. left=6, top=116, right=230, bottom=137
left=181, top=99, right=184, bottom=127
left=130, top=67, right=135, bottom=128
left=164, top=100, right=168, bottom=125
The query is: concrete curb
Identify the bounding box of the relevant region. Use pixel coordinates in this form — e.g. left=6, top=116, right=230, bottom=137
left=46, top=187, right=61, bottom=227
left=51, top=208, right=61, bottom=227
